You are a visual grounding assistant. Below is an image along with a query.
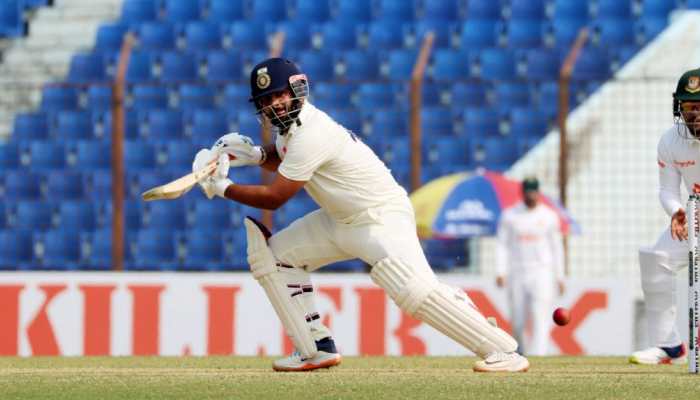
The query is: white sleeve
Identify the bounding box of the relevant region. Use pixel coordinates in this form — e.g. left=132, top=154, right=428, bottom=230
left=495, top=213, right=510, bottom=277
left=657, top=138, right=683, bottom=216
left=548, top=213, right=565, bottom=280
left=278, top=131, right=338, bottom=181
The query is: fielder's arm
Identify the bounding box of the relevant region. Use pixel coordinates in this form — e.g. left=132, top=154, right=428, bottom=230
left=222, top=173, right=305, bottom=210
left=260, top=143, right=282, bottom=172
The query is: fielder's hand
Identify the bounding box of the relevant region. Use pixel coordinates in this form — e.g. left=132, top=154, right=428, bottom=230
left=192, top=148, right=233, bottom=200
left=211, top=132, right=266, bottom=167
left=671, top=208, right=688, bottom=241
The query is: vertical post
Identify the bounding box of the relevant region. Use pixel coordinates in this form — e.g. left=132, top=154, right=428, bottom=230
left=688, top=194, right=700, bottom=373
left=110, top=33, right=135, bottom=272
left=261, top=31, right=285, bottom=229
left=557, top=27, right=587, bottom=276
left=409, top=32, right=434, bottom=192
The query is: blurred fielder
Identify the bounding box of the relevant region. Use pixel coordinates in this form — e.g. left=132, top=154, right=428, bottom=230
left=191, top=58, right=529, bottom=372
left=631, top=67, right=700, bottom=365
left=495, top=177, right=565, bottom=356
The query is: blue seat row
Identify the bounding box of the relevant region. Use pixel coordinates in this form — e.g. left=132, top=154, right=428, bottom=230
left=0, top=0, right=52, bottom=38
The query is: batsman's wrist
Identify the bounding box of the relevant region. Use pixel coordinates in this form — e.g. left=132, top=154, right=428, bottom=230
left=214, top=178, right=233, bottom=198
left=255, top=146, right=267, bottom=165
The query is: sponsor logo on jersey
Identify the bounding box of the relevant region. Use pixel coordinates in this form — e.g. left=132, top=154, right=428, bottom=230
left=687, top=76, right=700, bottom=93
left=673, top=159, right=696, bottom=168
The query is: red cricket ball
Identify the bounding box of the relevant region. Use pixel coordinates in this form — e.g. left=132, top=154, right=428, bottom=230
left=552, top=307, right=570, bottom=326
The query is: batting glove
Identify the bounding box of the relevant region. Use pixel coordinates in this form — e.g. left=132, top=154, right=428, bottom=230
left=211, top=132, right=266, bottom=167
left=192, top=149, right=233, bottom=200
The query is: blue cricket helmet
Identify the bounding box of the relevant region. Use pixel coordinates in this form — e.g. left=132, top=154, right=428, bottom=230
left=248, top=57, right=309, bottom=129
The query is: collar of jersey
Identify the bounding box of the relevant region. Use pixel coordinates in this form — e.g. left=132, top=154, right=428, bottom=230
left=287, top=101, right=316, bottom=135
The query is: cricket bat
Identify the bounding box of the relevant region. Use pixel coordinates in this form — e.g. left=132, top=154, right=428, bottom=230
left=141, top=159, right=218, bottom=201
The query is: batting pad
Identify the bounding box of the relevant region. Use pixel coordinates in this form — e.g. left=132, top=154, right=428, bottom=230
left=245, top=218, right=317, bottom=359
left=371, top=257, right=517, bottom=358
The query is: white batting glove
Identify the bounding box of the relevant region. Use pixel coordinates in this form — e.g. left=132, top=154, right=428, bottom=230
left=211, top=132, right=266, bottom=167
left=192, top=149, right=233, bottom=200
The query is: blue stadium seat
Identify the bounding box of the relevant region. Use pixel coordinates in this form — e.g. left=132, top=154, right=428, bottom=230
left=191, top=200, right=233, bottom=230
left=165, top=139, right=198, bottom=169
left=323, top=259, right=366, bottom=272
left=465, top=0, right=501, bottom=20
left=13, top=201, right=53, bottom=230
left=462, top=107, right=501, bottom=137
left=0, top=0, right=25, bottom=38
left=592, top=18, right=636, bottom=47
left=641, top=0, right=675, bottom=18
left=82, top=228, right=120, bottom=270
left=181, top=229, right=227, bottom=270
left=125, top=51, right=154, bottom=83
left=471, top=136, right=519, bottom=171
left=0, top=230, right=34, bottom=270
left=407, top=19, right=452, bottom=48
left=507, top=107, right=549, bottom=138
left=190, top=108, right=228, bottom=144
left=298, top=50, right=335, bottom=81
left=552, top=0, right=590, bottom=20
left=419, top=0, right=459, bottom=20
left=68, top=52, right=106, bottom=83
left=459, top=20, right=498, bottom=49
left=234, top=110, right=262, bottom=141
left=163, top=0, right=202, bottom=22
left=137, top=21, right=177, bottom=50
left=130, top=229, right=178, bottom=271
left=90, top=110, right=139, bottom=139
left=184, top=21, right=222, bottom=50
left=492, top=82, right=531, bottom=111
left=509, top=0, right=546, bottom=20
left=366, top=20, right=405, bottom=49
left=13, top=112, right=48, bottom=142
left=120, top=0, right=158, bottom=25
left=205, top=0, right=245, bottom=23
left=221, top=83, right=248, bottom=109
left=311, top=20, right=361, bottom=50
left=421, top=106, right=453, bottom=136
left=424, top=137, right=470, bottom=165
left=545, top=18, right=587, bottom=49
left=572, top=46, right=610, bottom=80
left=478, top=48, right=516, bottom=81
left=381, top=140, right=411, bottom=169
left=312, top=82, right=355, bottom=109
left=228, top=20, right=267, bottom=50
left=505, top=19, right=544, bottom=48
left=126, top=200, right=142, bottom=232
left=40, top=86, right=79, bottom=112
left=158, top=51, right=198, bottom=83
left=129, top=170, right=172, bottom=199
left=594, top=0, right=632, bottom=19
left=54, top=110, right=93, bottom=142
left=418, top=81, right=445, bottom=106
left=144, top=201, right=187, bottom=230
left=204, top=50, right=242, bottom=83
left=688, top=0, right=700, bottom=9
left=275, top=195, right=316, bottom=226
left=28, top=140, right=66, bottom=170
left=178, top=84, right=215, bottom=109
left=357, top=82, right=397, bottom=108
left=423, top=239, right=467, bottom=270
left=449, top=81, right=487, bottom=107
left=522, top=48, right=561, bottom=80
left=333, top=0, right=373, bottom=21
left=363, top=108, right=407, bottom=139
left=637, top=17, right=668, bottom=43
left=95, top=23, right=127, bottom=53
left=86, top=170, right=112, bottom=201
left=2, top=170, right=41, bottom=200
left=39, top=229, right=82, bottom=270
left=86, top=85, right=113, bottom=111
left=326, top=108, right=362, bottom=134
left=46, top=171, right=84, bottom=200
left=58, top=200, right=97, bottom=232
left=337, top=49, right=380, bottom=81
left=377, top=0, right=414, bottom=20
left=273, top=21, right=312, bottom=51
left=144, top=109, right=184, bottom=141
left=293, top=0, right=330, bottom=22
left=384, top=49, right=418, bottom=81
left=222, top=230, right=248, bottom=269
left=130, top=84, right=169, bottom=110
left=0, top=142, right=20, bottom=169
left=125, top=140, right=156, bottom=169
left=0, top=203, right=4, bottom=229
left=431, top=49, right=471, bottom=81
left=250, top=0, right=287, bottom=21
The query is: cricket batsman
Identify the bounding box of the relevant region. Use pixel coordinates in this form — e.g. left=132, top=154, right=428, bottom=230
left=191, top=57, right=529, bottom=372
left=630, top=67, right=700, bottom=364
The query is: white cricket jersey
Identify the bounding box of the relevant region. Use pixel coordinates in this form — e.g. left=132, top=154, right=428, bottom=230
left=495, top=203, right=564, bottom=280
left=657, top=125, right=700, bottom=216
left=275, top=102, right=407, bottom=222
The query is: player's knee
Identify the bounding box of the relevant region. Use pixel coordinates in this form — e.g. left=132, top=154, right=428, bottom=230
left=639, top=249, right=675, bottom=294
left=371, top=257, right=438, bottom=316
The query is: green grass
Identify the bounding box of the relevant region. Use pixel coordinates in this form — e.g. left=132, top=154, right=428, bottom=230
left=0, top=356, right=696, bottom=400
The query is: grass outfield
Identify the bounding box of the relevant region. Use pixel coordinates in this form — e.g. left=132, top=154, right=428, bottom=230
left=0, top=356, right=697, bottom=400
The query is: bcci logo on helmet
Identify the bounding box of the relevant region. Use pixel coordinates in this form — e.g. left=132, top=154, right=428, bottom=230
left=687, top=76, right=700, bottom=94
left=256, top=67, right=271, bottom=90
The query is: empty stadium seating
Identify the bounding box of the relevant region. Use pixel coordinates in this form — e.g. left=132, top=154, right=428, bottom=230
left=1, top=0, right=682, bottom=271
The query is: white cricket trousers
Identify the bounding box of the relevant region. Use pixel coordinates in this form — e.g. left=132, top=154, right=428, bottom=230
left=507, top=270, right=555, bottom=356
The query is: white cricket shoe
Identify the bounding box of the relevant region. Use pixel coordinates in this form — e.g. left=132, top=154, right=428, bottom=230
left=629, top=344, right=687, bottom=365
left=272, top=350, right=342, bottom=372
left=473, top=352, right=530, bottom=372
